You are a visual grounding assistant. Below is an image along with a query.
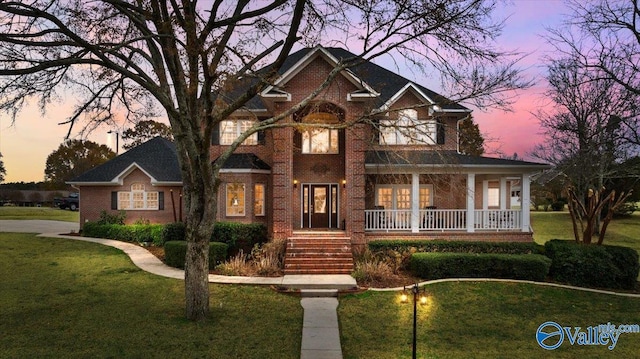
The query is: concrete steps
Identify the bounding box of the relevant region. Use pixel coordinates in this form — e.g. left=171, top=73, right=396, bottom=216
left=284, top=234, right=354, bottom=275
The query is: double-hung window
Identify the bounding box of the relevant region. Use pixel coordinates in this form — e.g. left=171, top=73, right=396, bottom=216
left=375, top=185, right=433, bottom=209
left=220, top=119, right=258, bottom=145
left=226, top=183, right=246, bottom=216
left=379, top=109, right=437, bottom=145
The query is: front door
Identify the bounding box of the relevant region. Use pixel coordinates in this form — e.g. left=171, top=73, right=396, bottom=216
left=302, top=184, right=339, bottom=229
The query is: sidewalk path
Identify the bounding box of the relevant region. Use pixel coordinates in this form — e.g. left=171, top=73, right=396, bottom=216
left=301, top=297, right=343, bottom=359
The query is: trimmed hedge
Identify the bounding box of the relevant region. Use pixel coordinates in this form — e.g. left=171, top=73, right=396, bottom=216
left=369, top=240, right=544, bottom=255
left=157, top=221, right=267, bottom=254
left=410, top=252, right=551, bottom=282
left=161, top=222, right=186, bottom=244
left=368, top=240, right=544, bottom=271
left=83, top=222, right=164, bottom=245
left=212, top=222, right=268, bottom=255
left=544, top=239, right=639, bottom=290
left=164, top=241, right=228, bottom=269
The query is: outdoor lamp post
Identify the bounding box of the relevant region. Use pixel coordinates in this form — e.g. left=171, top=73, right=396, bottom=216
left=400, top=283, right=427, bottom=359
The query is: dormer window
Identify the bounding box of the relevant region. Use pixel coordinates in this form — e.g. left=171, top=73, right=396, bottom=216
left=379, top=109, right=438, bottom=145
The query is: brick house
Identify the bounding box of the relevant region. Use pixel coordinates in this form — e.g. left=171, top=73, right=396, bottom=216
left=70, top=46, right=548, bottom=271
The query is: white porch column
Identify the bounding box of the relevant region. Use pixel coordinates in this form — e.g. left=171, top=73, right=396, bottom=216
left=500, top=177, right=507, bottom=209
left=411, top=172, right=420, bottom=233
left=521, top=174, right=531, bottom=232
left=467, top=173, right=475, bottom=232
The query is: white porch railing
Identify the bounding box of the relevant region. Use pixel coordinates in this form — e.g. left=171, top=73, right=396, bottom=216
left=474, top=209, right=521, bottom=230
left=364, top=209, right=522, bottom=232
left=365, top=209, right=413, bottom=231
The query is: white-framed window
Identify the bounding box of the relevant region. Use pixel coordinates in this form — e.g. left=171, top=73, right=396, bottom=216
left=379, top=109, right=437, bottom=145
left=226, top=183, right=246, bottom=216
left=118, top=183, right=159, bottom=210
left=220, top=119, right=258, bottom=145
left=375, top=185, right=433, bottom=209
left=488, top=187, right=500, bottom=208
left=301, top=128, right=339, bottom=154
left=254, top=184, right=265, bottom=216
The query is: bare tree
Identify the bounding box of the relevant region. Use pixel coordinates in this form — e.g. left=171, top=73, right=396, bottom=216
left=532, top=55, right=639, bottom=203
left=0, top=0, right=531, bottom=321
left=549, top=0, right=639, bottom=96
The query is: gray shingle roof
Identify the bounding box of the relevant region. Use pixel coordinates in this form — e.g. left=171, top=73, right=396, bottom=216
left=216, top=153, right=271, bottom=171
left=69, top=138, right=273, bottom=185
left=366, top=150, right=549, bottom=169
left=68, top=137, right=182, bottom=184
left=219, top=46, right=469, bottom=112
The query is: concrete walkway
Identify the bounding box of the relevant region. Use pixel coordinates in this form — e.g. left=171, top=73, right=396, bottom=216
left=300, top=296, right=343, bottom=359
left=0, top=220, right=350, bottom=359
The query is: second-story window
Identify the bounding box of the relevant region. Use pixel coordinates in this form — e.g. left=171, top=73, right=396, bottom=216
left=302, top=128, right=339, bottom=154
left=220, top=119, right=258, bottom=145
left=379, top=109, right=438, bottom=145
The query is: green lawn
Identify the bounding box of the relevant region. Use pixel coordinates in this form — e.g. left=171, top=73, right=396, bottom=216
left=339, top=282, right=640, bottom=358
left=0, top=233, right=302, bottom=358
left=0, top=206, right=79, bottom=222
left=531, top=211, right=640, bottom=256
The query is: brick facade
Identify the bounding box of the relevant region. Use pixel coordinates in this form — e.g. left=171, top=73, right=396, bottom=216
left=77, top=168, right=182, bottom=227
left=76, top=47, right=545, bottom=247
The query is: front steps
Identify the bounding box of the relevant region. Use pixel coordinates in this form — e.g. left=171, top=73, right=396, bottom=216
left=284, top=233, right=354, bottom=275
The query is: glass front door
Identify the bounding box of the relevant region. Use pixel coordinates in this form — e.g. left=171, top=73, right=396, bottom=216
left=302, top=184, right=339, bottom=229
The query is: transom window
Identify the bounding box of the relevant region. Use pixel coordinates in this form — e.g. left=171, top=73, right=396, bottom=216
left=118, top=183, right=158, bottom=210
left=375, top=185, right=433, bottom=209
left=380, top=109, right=437, bottom=145
left=220, top=119, right=258, bottom=145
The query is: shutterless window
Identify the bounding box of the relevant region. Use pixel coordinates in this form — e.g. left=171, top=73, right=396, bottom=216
left=375, top=185, right=433, bottom=209
left=302, top=128, right=339, bottom=154
left=379, top=109, right=437, bottom=145
left=220, top=119, right=258, bottom=145
left=226, top=183, right=245, bottom=216
left=254, top=184, right=265, bottom=216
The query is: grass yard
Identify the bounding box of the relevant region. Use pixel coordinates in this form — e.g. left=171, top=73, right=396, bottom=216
left=531, top=211, right=640, bottom=261
left=339, top=283, right=640, bottom=358
left=0, top=233, right=302, bottom=358
left=0, top=206, right=79, bottom=222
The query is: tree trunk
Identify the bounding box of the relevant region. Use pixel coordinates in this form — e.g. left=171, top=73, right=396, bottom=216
left=170, top=119, right=219, bottom=321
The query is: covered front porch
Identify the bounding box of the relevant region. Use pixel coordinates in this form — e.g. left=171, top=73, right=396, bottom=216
left=364, top=151, right=548, bottom=235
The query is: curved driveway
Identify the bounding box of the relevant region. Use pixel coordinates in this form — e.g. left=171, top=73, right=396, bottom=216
left=0, top=220, right=79, bottom=234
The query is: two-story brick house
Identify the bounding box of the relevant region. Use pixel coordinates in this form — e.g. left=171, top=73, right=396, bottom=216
left=70, top=46, right=548, bottom=263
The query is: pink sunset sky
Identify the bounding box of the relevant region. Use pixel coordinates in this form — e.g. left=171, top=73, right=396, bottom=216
left=0, top=1, right=566, bottom=183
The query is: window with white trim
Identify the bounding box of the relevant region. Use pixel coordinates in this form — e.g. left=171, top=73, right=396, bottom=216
left=254, top=184, right=265, bottom=216
left=118, top=183, right=159, bottom=210
left=302, top=128, right=339, bottom=154
left=379, top=109, right=437, bottom=145
left=220, top=119, right=258, bottom=145
left=226, top=183, right=245, bottom=216
left=488, top=188, right=500, bottom=208
left=375, top=185, right=433, bottom=209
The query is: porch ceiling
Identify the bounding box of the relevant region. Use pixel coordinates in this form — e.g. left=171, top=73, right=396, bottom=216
left=364, top=150, right=550, bottom=175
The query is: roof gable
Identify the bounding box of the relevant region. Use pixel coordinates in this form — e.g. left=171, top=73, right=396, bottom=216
left=67, top=137, right=182, bottom=186
left=260, top=46, right=379, bottom=101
